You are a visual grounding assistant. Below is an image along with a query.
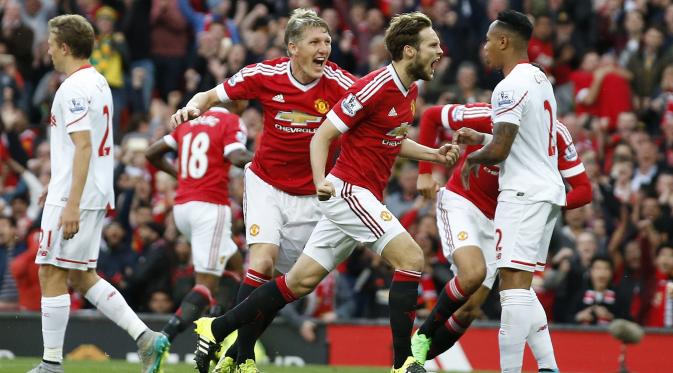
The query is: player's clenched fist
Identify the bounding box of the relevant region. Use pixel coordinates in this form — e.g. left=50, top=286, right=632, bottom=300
left=170, top=106, right=201, bottom=128
left=437, top=143, right=460, bottom=167
left=316, top=179, right=336, bottom=201
left=453, top=127, right=486, bottom=146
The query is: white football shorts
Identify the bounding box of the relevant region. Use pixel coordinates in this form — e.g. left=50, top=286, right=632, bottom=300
left=436, top=188, right=497, bottom=289
left=243, top=165, right=322, bottom=273
left=174, top=201, right=238, bottom=276
left=36, top=204, right=105, bottom=270
left=303, top=174, right=407, bottom=272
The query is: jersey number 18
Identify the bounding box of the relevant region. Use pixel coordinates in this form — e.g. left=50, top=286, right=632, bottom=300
left=180, top=132, right=210, bottom=179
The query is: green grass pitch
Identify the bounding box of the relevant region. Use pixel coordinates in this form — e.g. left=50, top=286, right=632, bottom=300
left=0, top=357, right=495, bottom=373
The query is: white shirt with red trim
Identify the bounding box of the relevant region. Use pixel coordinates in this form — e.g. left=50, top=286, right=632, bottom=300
left=46, top=65, right=115, bottom=209
left=163, top=107, right=247, bottom=206
left=491, top=63, right=565, bottom=205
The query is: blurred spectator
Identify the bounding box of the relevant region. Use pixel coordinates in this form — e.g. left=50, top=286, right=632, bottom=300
left=148, top=290, right=174, bottom=314
left=573, top=255, right=629, bottom=325
left=10, top=227, right=39, bottom=311
left=150, top=0, right=189, bottom=99
left=91, top=6, right=130, bottom=142
left=385, top=163, right=419, bottom=218
left=0, top=215, right=24, bottom=310
left=644, top=244, right=673, bottom=327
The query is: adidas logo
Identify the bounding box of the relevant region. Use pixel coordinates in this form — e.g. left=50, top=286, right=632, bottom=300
left=272, top=94, right=285, bottom=103
left=388, top=107, right=397, bottom=117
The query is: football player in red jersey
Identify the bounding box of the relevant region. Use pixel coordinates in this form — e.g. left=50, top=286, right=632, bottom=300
left=411, top=102, right=591, bottom=369
left=145, top=101, right=252, bottom=360
left=192, top=12, right=457, bottom=373
left=171, top=8, right=356, bottom=373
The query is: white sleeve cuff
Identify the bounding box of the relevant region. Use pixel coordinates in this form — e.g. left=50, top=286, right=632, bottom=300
left=560, top=163, right=585, bottom=178
left=327, top=110, right=349, bottom=133
left=441, top=104, right=452, bottom=129
left=224, top=142, right=246, bottom=157
left=216, top=84, right=230, bottom=102
left=481, top=133, right=493, bottom=145
left=163, top=134, right=178, bottom=150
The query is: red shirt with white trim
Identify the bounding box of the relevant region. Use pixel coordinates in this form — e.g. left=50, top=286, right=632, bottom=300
left=164, top=108, right=246, bottom=206
left=46, top=65, right=115, bottom=209
left=327, top=64, right=418, bottom=201
left=418, top=104, right=498, bottom=218
left=215, top=57, right=355, bottom=195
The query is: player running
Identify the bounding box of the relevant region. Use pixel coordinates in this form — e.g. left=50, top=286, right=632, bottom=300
left=145, top=102, right=252, bottom=365
left=170, top=8, right=355, bottom=373
left=30, top=15, right=167, bottom=373
left=411, top=102, right=591, bottom=371
left=459, top=10, right=566, bottom=372
left=192, top=12, right=456, bottom=373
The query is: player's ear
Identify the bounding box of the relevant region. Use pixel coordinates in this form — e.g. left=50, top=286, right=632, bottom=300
left=287, top=42, right=297, bottom=57
left=403, top=44, right=417, bottom=59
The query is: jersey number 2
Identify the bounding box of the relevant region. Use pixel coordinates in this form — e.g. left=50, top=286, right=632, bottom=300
left=181, top=132, right=210, bottom=179
left=98, top=105, right=111, bottom=157
left=544, top=100, right=556, bottom=156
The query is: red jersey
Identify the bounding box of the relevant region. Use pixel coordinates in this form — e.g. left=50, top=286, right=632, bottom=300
left=418, top=104, right=592, bottom=219
left=215, top=57, right=355, bottom=195
left=327, top=65, right=417, bottom=201
left=164, top=107, right=247, bottom=206
left=527, top=37, right=554, bottom=73
left=645, top=269, right=673, bottom=327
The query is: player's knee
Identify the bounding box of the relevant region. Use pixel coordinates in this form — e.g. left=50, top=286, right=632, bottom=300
left=248, top=256, right=275, bottom=278
left=457, top=263, right=486, bottom=294
left=395, top=246, right=424, bottom=272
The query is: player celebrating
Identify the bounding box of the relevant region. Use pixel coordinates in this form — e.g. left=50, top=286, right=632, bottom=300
left=411, top=102, right=591, bottom=371
left=191, top=12, right=455, bottom=373
left=459, top=11, right=565, bottom=372
left=30, top=15, right=168, bottom=373
left=145, top=103, right=252, bottom=353
left=170, top=8, right=355, bottom=372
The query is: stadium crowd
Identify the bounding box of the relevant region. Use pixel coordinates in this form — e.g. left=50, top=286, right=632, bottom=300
left=0, top=0, right=672, bottom=335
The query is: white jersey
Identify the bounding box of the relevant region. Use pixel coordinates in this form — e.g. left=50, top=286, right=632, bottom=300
left=46, top=65, right=115, bottom=210
left=490, top=63, right=565, bottom=205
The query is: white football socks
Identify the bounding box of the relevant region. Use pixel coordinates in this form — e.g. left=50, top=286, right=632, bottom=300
left=84, top=279, right=147, bottom=340
left=499, top=289, right=534, bottom=373
left=527, top=288, right=558, bottom=371
left=41, top=294, right=70, bottom=364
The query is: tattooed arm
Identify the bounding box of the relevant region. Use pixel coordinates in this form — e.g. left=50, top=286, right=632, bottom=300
left=460, top=122, right=519, bottom=189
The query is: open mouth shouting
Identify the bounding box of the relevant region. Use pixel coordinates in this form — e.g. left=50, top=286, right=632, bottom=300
left=313, top=56, right=326, bottom=69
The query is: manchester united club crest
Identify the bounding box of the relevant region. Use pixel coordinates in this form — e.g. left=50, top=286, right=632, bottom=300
left=380, top=211, right=393, bottom=221
left=457, top=231, right=468, bottom=241
left=411, top=101, right=416, bottom=116
left=250, top=224, right=260, bottom=236
left=314, top=98, right=330, bottom=114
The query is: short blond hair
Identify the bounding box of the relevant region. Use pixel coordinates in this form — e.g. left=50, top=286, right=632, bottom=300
left=48, top=14, right=95, bottom=59
left=284, top=8, right=330, bottom=51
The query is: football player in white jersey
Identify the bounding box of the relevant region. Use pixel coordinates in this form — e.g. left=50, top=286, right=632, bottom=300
left=459, top=10, right=562, bottom=373
left=29, top=15, right=168, bottom=373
